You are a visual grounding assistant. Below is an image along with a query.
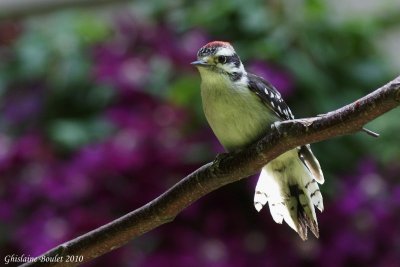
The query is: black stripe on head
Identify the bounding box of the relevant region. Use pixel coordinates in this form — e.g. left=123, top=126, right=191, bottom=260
left=198, top=46, right=218, bottom=57
left=225, top=54, right=241, bottom=68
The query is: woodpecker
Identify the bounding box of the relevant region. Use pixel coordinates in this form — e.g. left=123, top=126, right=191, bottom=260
left=192, top=41, right=324, bottom=240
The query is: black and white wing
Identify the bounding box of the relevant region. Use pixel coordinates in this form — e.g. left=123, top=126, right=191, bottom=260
left=247, top=73, right=294, bottom=121
left=248, top=73, right=324, bottom=183
left=249, top=73, right=325, bottom=239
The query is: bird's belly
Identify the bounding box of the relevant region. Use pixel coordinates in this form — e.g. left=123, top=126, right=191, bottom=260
left=202, top=91, right=276, bottom=151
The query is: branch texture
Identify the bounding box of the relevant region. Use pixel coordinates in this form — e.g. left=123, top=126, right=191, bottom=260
left=21, top=76, right=400, bottom=266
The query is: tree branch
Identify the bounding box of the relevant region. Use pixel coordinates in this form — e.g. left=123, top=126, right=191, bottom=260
left=21, top=76, right=400, bottom=266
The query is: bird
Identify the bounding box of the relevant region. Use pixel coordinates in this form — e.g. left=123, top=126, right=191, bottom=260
left=192, top=41, right=324, bottom=240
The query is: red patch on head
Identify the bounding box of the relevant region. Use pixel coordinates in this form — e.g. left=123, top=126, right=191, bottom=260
left=197, top=41, right=234, bottom=57
left=204, top=41, right=231, bottom=48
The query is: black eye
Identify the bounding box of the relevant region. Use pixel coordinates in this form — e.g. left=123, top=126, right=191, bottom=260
left=218, top=55, right=227, bottom=64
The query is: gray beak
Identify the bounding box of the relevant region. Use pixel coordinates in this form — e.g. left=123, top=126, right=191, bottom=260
left=191, top=60, right=211, bottom=67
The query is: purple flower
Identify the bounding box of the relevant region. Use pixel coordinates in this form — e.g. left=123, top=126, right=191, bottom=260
left=2, top=86, right=44, bottom=126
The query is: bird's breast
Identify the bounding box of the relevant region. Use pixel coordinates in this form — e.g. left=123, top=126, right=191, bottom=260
left=201, top=79, right=277, bottom=151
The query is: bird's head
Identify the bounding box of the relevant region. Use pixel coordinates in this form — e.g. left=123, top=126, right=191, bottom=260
left=192, top=41, right=246, bottom=81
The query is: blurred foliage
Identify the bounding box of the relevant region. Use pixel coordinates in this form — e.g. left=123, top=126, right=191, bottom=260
left=0, top=12, right=114, bottom=151
left=1, top=0, right=400, bottom=267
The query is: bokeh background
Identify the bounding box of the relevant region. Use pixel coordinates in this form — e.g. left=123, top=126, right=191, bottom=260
left=1, top=0, right=400, bottom=266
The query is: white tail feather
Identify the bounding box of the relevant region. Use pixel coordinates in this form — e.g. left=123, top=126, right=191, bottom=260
left=254, top=149, right=323, bottom=240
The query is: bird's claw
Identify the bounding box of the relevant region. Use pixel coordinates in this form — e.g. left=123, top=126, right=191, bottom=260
left=271, top=121, right=282, bottom=134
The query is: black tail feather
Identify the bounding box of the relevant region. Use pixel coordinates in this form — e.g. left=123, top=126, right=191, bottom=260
left=289, top=185, right=319, bottom=241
